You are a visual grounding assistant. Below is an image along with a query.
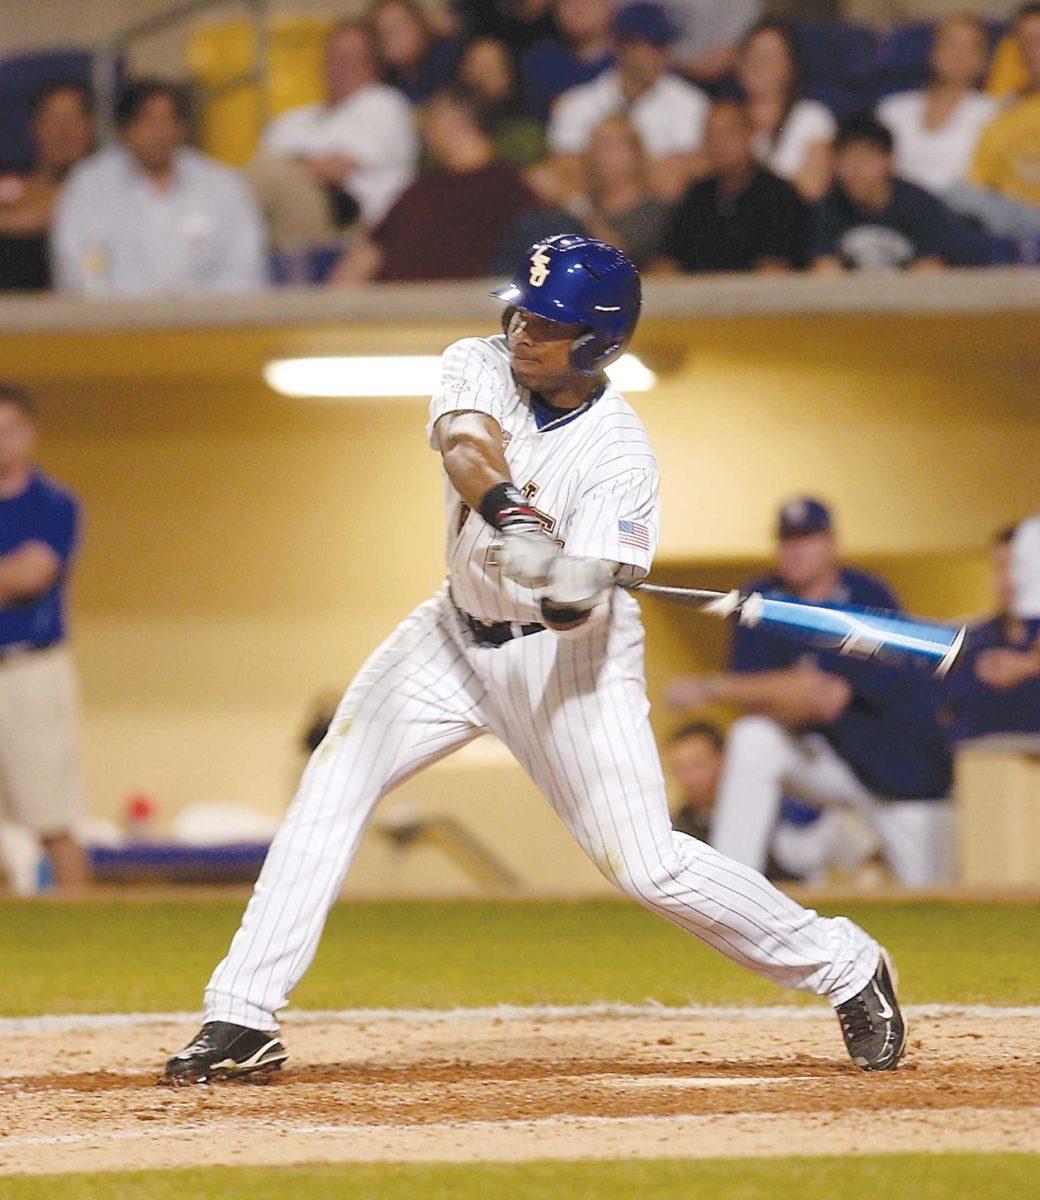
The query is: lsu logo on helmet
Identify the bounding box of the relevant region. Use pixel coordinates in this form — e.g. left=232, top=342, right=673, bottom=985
left=528, top=247, right=551, bottom=286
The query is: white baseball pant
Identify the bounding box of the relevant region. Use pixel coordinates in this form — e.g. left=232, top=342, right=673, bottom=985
left=204, top=592, right=879, bottom=1030
left=712, top=716, right=955, bottom=888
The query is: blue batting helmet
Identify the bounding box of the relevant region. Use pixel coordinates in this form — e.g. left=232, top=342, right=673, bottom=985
left=490, top=235, right=642, bottom=377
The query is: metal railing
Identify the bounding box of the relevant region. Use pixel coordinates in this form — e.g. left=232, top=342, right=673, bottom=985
left=91, top=0, right=271, bottom=142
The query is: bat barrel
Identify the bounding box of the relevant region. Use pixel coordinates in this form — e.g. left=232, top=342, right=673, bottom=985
left=742, top=594, right=966, bottom=677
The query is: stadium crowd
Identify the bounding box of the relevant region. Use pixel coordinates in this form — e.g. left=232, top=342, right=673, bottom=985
left=2, top=0, right=1040, bottom=293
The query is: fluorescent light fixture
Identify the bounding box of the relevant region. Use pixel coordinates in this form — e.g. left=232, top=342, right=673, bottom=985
left=264, top=353, right=657, bottom=399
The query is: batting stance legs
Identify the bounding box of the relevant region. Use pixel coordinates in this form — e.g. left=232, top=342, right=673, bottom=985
left=204, top=591, right=879, bottom=1032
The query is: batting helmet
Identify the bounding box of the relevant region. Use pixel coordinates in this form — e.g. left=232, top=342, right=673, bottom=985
left=491, top=235, right=642, bottom=377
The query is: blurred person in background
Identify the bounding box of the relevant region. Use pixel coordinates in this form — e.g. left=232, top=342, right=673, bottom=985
left=653, top=99, right=808, bottom=273
left=667, top=721, right=879, bottom=885
left=547, top=2, right=709, bottom=202
left=877, top=15, right=998, bottom=198
left=0, top=384, right=88, bottom=893
left=521, top=0, right=616, bottom=122
left=810, top=114, right=1004, bottom=272
left=559, top=115, right=668, bottom=268
left=330, top=86, right=541, bottom=283
left=945, top=525, right=1040, bottom=750
left=735, top=19, right=836, bottom=203
left=668, top=497, right=955, bottom=887
left=456, top=38, right=546, bottom=167
left=53, top=80, right=265, bottom=295
left=968, top=3, right=1040, bottom=211
left=660, top=0, right=762, bottom=86
left=369, top=0, right=460, bottom=104
left=0, top=82, right=95, bottom=293
left=250, top=20, right=418, bottom=254
left=451, top=0, right=554, bottom=59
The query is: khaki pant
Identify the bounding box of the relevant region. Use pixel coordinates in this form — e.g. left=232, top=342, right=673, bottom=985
left=0, top=645, right=85, bottom=836
left=245, top=152, right=356, bottom=254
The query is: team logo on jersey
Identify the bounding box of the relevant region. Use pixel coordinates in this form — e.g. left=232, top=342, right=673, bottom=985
left=529, top=247, right=551, bottom=287
left=522, top=481, right=557, bottom=535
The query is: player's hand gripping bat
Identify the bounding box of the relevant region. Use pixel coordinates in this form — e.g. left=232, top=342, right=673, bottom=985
left=628, top=583, right=965, bottom=678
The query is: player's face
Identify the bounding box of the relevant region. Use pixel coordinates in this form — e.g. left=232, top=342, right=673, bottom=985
left=32, top=89, right=95, bottom=174
left=0, top=403, right=36, bottom=478
left=507, top=309, right=585, bottom=392
left=777, top=531, right=838, bottom=593
left=668, top=735, right=722, bottom=810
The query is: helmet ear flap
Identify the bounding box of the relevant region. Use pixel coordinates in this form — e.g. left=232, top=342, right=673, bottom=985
left=569, top=331, right=623, bottom=376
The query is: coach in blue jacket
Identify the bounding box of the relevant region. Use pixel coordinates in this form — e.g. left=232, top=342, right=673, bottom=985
left=669, top=497, right=954, bottom=887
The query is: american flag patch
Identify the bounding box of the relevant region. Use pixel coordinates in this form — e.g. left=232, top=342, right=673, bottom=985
left=618, top=519, right=651, bottom=550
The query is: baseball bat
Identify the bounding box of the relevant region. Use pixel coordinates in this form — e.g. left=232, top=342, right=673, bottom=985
left=629, top=583, right=965, bottom=678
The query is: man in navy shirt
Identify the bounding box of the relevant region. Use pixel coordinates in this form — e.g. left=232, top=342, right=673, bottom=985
left=669, top=497, right=954, bottom=886
left=810, top=114, right=1006, bottom=272
left=0, top=383, right=88, bottom=891
left=946, top=525, right=1040, bottom=749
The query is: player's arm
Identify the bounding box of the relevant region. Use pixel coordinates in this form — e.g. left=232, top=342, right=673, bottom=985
left=434, top=410, right=558, bottom=588
left=0, top=540, right=62, bottom=606
left=669, top=663, right=852, bottom=728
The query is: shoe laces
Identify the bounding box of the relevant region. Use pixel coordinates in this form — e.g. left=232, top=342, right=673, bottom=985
left=839, top=996, right=874, bottom=1043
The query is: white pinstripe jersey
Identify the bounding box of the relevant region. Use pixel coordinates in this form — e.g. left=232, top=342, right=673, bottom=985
left=426, top=334, right=660, bottom=623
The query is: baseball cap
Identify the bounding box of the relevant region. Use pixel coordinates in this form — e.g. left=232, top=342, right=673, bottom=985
left=776, top=497, right=833, bottom=539
left=612, top=2, right=677, bottom=48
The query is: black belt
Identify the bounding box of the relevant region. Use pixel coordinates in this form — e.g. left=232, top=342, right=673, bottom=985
left=456, top=607, right=546, bottom=648
left=0, top=640, right=58, bottom=663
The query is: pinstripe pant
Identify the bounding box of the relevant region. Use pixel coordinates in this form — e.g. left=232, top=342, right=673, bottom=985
left=205, top=591, right=879, bottom=1030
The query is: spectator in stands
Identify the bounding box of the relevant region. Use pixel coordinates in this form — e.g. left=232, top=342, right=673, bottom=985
left=877, top=15, right=997, bottom=198
left=654, top=99, right=807, bottom=273
left=547, top=2, right=709, bottom=202
left=250, top=20, right=418, bottom=254
left=968, top=3, right=1040, bottom=211
left=0, top=384, right=89, bottom=893
left=451, top=0, right=555, bottom=59
left=660, top=0, right=762, bottom=86
left=560, top=116, right=668, bottom=268
left=946, top=526, right=1040, bottom=748
left=810, top=114, right=998, bottom=271
left=369, top=0, right=459, bottom=104
left=330, top=86, right=541, bottom=283
left=456, top=38, right=546, bottom=167
left=521, top=0, right=615, bottom=122
left=53, top=81, right=265, bottom=295
left=667, top=497, right=955, bottom=887
left=0, top=82, right=95, bottom=293
left=736, top=19, right=836, bottom=202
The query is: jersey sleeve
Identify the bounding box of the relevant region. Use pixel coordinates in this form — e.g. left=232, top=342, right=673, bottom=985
left=426, top=339, right=511, bottom=448
left=35, top=493, right=80, bottom=566
left=561, top=466, right=659, bottom=579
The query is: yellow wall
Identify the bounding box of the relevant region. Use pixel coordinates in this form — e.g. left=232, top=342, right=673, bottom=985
left=3, top=306, right=1037, bottom=824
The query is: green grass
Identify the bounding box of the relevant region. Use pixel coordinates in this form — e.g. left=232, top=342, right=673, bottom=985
left=1, top=898, right=1038, bottom=1016
left=4, top=1156, right=1038, bottom=1200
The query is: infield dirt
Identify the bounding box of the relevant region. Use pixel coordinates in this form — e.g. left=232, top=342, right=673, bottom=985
left=1, top=1010, right=1038, bottom=1175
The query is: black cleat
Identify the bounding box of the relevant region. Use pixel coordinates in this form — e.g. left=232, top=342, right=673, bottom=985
left=836, top=949, right=906, bottom=1071
left=163, top=1021, right=287, bottom=1084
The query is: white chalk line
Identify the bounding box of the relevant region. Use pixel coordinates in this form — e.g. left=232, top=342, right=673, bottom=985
left=5, top=1105, right=1034, bottom=1152
left=1, top=1002, right=1038, bottom=1036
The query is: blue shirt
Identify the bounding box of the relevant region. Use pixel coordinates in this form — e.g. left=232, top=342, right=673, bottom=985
left=0, top=472, right=80, bottom=648
left=521, top=39, right=613, bottom=123
left=729, top=567, right=952, bottom=800
left=944, top=616, right=1040, bottom=742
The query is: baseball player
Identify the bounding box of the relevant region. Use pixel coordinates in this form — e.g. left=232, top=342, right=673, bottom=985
left=165, top=235, right=904, bottom=1083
